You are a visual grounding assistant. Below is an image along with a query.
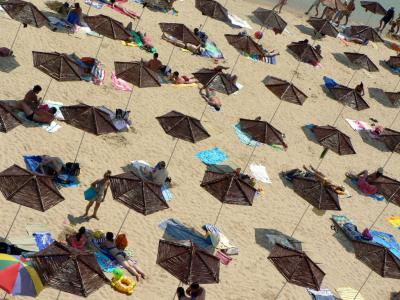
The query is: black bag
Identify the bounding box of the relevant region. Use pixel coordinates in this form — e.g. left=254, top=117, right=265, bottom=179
left=65, top=162, right=80, bottom=177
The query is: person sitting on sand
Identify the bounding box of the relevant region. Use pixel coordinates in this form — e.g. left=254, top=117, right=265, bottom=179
left=171, top=71, right=199, bottom=84
left=68, top=227, right=87, bottom=250
left=186, top=283, right=206, bottom=300
left=140, top=161, right=170, bottom=185
left=355, top=82, right=364, bottom=96
left=346, top=170, right=380, bottom=195
left=84, top=170, right=111, bottom=220
left=194, top=28, right=208, bottom=45
left=101, top=232, right=146, bottom=282
left=39, top=155, right=65, bottom=177
left=146, top=53, right=162, bottom=72
left=67, top=3, right=83, bottom=27
left=200, top=87, right=222, bottom=111
left=370, top=123, right=385, bottom=137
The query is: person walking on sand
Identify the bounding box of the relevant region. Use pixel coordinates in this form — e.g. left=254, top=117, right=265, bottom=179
left=334, top=0, right=355, bottom=26
left=378, top=7, right=395, bottom=32
left=272, top=0, right=288, bottom=14
left=84, top=170, right=111, bottom=220
left=305, top=0, right=322, bottom=16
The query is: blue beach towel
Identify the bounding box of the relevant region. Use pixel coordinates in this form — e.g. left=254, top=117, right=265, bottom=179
left=201, top=41, right=223, bottom=59
left=33, top=232, right=54, bottom=251
left=323, top=76, right=338, bottom=89
left=234, top=123, right=260, bottom=147
left=94, top=251, right=119, bottom=272
left=370, top=230, right=400, bottom=259
left=196, top=148, right=228, bottom=165
left=162, top=185, right=173, bottom=202
left=159, top=219, right=213, bottom=250
left=266, top=55, right=276, bottom=64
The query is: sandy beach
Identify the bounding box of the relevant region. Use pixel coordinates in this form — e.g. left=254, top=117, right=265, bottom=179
left=0, top=0, right=400, bottom=299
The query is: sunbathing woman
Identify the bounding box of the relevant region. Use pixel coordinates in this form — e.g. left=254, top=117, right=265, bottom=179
left=200, top=87, right=222, bottom=111
left=101, top=232, right=146, bottom=282
left=171, top=71, right=198, bottom=84
left=303, top=165, right=347, bottom=195
left=346, top=170, right=379, bottom=195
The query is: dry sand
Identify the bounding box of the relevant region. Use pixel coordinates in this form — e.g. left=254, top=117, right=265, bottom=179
left=0, top=0, right=400, bottom=299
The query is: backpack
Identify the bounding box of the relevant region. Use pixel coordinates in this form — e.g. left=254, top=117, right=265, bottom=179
left=65, top=162, right=80, bottom=177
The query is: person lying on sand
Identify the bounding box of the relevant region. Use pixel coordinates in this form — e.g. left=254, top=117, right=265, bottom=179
left=346, top=168, right=383, bottom=195
left=200, top=87, right=222, bottom=111
left=101, top=232, right=146, bottom=282
left=303, top=165, right=347, bottom=195
left=140, top=161, right=171, bottom=186
left=171, top=71, right=199, bottom=84
left=39, top=155, right=65, bottom=177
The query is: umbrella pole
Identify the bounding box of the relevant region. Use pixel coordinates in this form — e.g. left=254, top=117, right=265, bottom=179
left=243, top=144, right=257, bottom=173
left=354, top=270, right=373, bottom=300
left=116, top=208, right=130, bottom=235
left=274, top=280, right=287, bottom=299
left=230, top=52, right=241, bottom=75
left=213, top=203, right=224, bottom=225
left=166, top=139, right=179, bottom=168
left=4, top=205, right=21, bottom=240
left=166, top=45, right=176, bottom=66
left=9, top=23, right=22, bottom=52
left=73, top=131, right=86, bottom=163
left=94, top=36, right=105, bottom=59
left=134, top=5, right=146, bottom=31
left=200, top=16, right=209, bottom=31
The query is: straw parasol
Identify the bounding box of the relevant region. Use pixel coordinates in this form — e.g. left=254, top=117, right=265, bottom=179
left=0, top=0, right=49, bottom=28
left=0, top=102, right=21, bottom=133
left=388, top=56, right=400, bottom=68
left=200, top=166, right=257, bottom=206
left=292, top=175, right=341, bottom=210
left=156, top=111, right=210, bottom=143
left=109, top=172, right=169, bottom=215
left=31, top=241, right=110, bottom=297
left=192, top=68, right=238, bottom=95
left=225, top=34, right=265, bottom=57
left=32, top=51, right=83, bottom=81
left=0, top=164, right=64, bottom=212
left=195, top=0, right=229, bottom=23
left=366, top=173, right=400, bottom=206
left=268, top=243, right=325, bottom=290
left=329, top=85, right=370, bottom=110
left=252, top=8, right=287, bottom=34
left=378, top=128, right=400, bottom=153
left=349, top=25, right=383, bottom=42
left=156, top=239, right=220, bottom=284
left=287, top=42, right=322, bottom=63
left=344, top=52, right=379, bottom=72
left=384, top=92, right=400, bottom=106
left=311, top=125, right=356, bottom=155
left=307, top=18, right=338, bottom=38
left=159, top=23, right=201, bottom=46
left=61, top=104, right=118, bottom=135
left=360, top=1, right=387, bottom=15
left=239, top=118, right=286, bottom=147
left=114, top=61, right=161, bottom=88
left=84, top=14, right=131, bottom=41
left=264, top=76, right=308, bottom=105
left=352, top=240, right=400, bottom=278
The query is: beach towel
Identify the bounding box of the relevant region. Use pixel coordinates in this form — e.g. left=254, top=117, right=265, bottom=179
left=94, top=251, right=119, bottom=272
left=162, top=185, right=172, bottom=202
left=84, top=0, right=105, bottom=9
left=336, top=287, right=364, bottom=300
left=33, top=232, right=54, bottom=251
left=345, top=119, right=372, bottom=131
left=196, top=148, right=228, bottom=165
left=98, top=106, right=131, bottom=131
left=201, top=41, right=224, bottom=59
left=215, top=250, right=232, bottom=265
left=16, top=111, right=61, bottom=133
left=111, top=72, right=133, bottom=91
left=228, top=14, right=252, bottom=29
left=159, top=219, right=213, bottom=250
left=203, top=224, right=236, bottom=251
left=386, top=216, right=400, bottom=229
left=370, top=230, right=400, bottom=259
left=307, top=288, right=336, bottom=300
left=350, top=179, right=385, bottom=201
left=234, top=123, right=260, bottom=147
left=250, top=163, right=271, bottom=183
left=323, top=76, right=338, bottom=89
left=109, top=3, right=139, bottom=19
left=233, top=82, right=243, bottom=95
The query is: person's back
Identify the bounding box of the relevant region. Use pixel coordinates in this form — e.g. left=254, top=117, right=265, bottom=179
left=24, top=90, right=40, bottom=111
left=147, top=58, right=162, bottom=72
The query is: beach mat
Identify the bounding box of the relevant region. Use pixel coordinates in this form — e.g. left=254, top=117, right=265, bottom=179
left=336, top=287, right=365, bottom=300
left=196, top=148, right=228, bottom=165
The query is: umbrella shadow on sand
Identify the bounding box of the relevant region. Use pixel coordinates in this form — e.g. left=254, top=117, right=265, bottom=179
left=254, top=228, right=302, bottom=251
left=0, top=56, right=20, bottom=73
left=301, top=125, right=319, bottom=145
left=358, top=130, right=390, bottom=153
left=331, top=52, right=358, bottom=71
left=331, top=225, right=355, bottom=253
left=368, top=87, right=393, bottom=107
left=294, top=24, right=320, bottom=40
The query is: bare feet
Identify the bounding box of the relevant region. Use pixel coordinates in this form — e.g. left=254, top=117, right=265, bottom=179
left=91, top=215, right=99, bottom=220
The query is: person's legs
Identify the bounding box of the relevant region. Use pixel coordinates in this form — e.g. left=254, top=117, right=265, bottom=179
left=117, top=257, right=140, bottom=281
left=91, top=202, right=101, bottom=219
left=84, top=201, right=94, bottom=216
left=315, top=4, right=320, bottom=16
left=343, top=15, right=349, bottom=26
left=127, top=260, right=146, bottom=278
left=305, top=4, right=314, bottom=14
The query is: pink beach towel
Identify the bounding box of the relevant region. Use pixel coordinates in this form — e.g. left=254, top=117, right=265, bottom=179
left=108, top=3, right=140, bottom=19
left=111, top=72, right=133, bottom=92
left=216, top=250, right=232, bottom=265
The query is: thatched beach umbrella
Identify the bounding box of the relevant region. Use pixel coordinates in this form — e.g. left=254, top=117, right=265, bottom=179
left=0, top=165, right=64, bottom=212
left=329, top=85, right=370, bottom=110
left=366, top=173, right=400, bottom=206
left=239, top=118, right=286, bottom=147
left=384, top=92, right=400, bottom=106
left=349, top=25, right=383, bottom=42
left=61, top=104, right=118, bottom=135
left=253, top=8, right=287, bottom=34
left=156, top=111, right=210, bottom=143
left=192, top=68, right=238, bottom=95
left=268, top=243, right=325, bottom=290
left=159, top=23, right=201, bottom=46
left=114, top=61, right=161, bottom=88
left=360, top=1, right=386, bottom=16
left=344, top=52, right=379, bottom=72
left=379, top=128, right=400, bottom=153
left=307, top=18, right=338, bottom=38
left=388, top=56, right=400, bottom=68
left=0, top=102, right=21, bottom=133
left=32, top=241, right=110, bottom=297
left=287, top=42, right=322, bottom=63
left=195, top=0, right=229, bottom=23
left=292, top=175, right=341, bottom=210
left=109, top=172, right=169, bottom=215
left=225, top=34, right=265, bottom=57
left=264, top=76, right=307, bottom=105
left=352, top=240, right=400, bottom=278
left=32, top=51, right=83, bottom=82
left=84, top=14, right=131, bottom=41
left=311, top=125, right=356, bottom=155
left=200, top=166, right=257, bottom=206
left=156, top=239, right=220, bottom=284
left=0, top=0, right=49, bottom=28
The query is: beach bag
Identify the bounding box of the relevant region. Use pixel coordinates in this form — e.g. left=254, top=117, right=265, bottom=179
left=84, top=187, right=97, bottom=200
left=115, top=234, right=128, bottom=250
left=65, top=162, right=80, bottom=176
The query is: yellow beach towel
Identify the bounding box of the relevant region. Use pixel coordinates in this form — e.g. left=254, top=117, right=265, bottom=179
left=386, top=216, right=400, bottom=228
left=336, top=287, right=365, bottom=300
left=168, top=83, right=198, bottom=88
left=121, top=41, right=139, bottom=48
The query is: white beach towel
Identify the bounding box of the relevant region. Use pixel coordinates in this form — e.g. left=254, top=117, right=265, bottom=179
left=43, top=100, right=64, bottom=120
left=345, top=118, right=371, bottom=131
left=228, top=14, right=252, bottom=29
left=250, top=163, right=271, bottom=183
left=233, top=82, right=243, bottom=95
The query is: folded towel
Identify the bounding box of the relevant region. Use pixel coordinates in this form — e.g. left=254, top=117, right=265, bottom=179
left=196, top=148, right=228, bottom=165
left=250, top=163, right=271, bottom=183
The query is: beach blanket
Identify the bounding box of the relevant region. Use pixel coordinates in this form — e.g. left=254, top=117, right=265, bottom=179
left=228, top=14, right=251, bottom=29
left=203, top=224, right=236, bottom=251
left=370, top=230, right=400, bottom=259
left=345, top=119, right=372, bottom=131
left=159, top=219, right=213, bottom=250
left=196, top=148, right=228, bottom=165
left=307, top=288, right=335, bottom=300
left=323, top=76, right=338, bottom=89
left=94, top=251, right=119, bottom=272
left=23, top=155, right=79, bottom=188
left=250, top=163, right=271, bottom=183
left=85, top=0, right=105, bottom=9
left=98, top=106, right=131, bottom=131
left=33, top=232, right=54, bottom=251
left=350, top=179, right=385, bottom=201
left=386, top=216, right=400, bottom=229
left=111, top=72, right=133, bottom=91
left=161, top=185, right=172, bottom=201
left=234, top=123, right=260, bottom=147
left=201, top=41, right=223, bottom=59
left=16, top=111, right=61, bottom=133
left=336, top=287, right=364, bottom=300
